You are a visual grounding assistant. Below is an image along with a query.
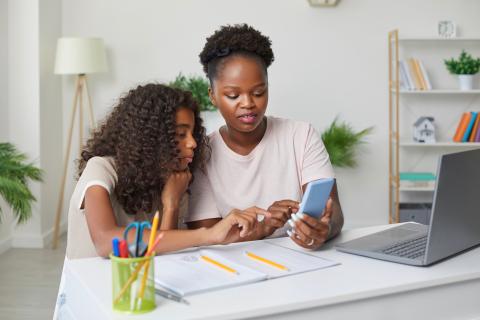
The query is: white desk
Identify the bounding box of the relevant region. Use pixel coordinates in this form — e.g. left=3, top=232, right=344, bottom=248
left=61, top=224, right=480, bottom=320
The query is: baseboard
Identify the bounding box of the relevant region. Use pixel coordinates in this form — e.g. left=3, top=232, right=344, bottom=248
left=0, top=236, right=12, bottom=255
left=11, top=221, right=68, bottom=248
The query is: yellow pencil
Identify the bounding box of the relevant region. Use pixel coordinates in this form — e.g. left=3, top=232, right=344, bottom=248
left=200, top=255, right=238, bottom=274
left=137, top=211, right=160, bottom=305
left=245, top=251, right=289, bottom=271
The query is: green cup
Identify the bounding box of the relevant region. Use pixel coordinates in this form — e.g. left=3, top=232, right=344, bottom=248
left=110, top=253, right=156, bottom=314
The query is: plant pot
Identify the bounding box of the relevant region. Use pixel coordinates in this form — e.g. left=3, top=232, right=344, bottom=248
left=458, top=75, right=474, bottom=91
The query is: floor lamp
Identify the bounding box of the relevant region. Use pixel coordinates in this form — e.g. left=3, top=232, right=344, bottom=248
left=52, top=38, right=108, bottom=249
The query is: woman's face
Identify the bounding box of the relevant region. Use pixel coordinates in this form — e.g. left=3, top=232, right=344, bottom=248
left=174, top=107, right=197, bottom=170
left=209, top=56, right=268, bottom=133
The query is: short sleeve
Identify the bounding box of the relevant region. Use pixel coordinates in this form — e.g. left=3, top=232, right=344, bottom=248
left=185, top=169, right=221, bottom=223
left=301, top=125, right=335, bottom=185
left=75, top=157, right=117, bottom=210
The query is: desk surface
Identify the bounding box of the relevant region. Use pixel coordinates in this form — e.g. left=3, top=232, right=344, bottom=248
left=63, top=224, right=480, bottom=320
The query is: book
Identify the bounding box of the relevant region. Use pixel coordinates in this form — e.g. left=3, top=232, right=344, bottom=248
left=399, top=172, right=436, bottom=189
left=475, top=117, right=480, bottom=142
left=154, top=241, right=339, bottom=296
left=462, top=112, right=477, bottom=142
left=407, top=58, right=422, bottom=90
left=453, top=112, right=472, bottom=142
left=400, top=60, right=415, bottom=90
left=469, top=112, right=480, bottom=142
left=412, top=59, right=427, bottom=90
left=417, top=59, right=432, bottom=90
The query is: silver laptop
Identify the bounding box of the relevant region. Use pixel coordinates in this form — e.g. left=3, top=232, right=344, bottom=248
left=336, top=149, right=480, bottom=266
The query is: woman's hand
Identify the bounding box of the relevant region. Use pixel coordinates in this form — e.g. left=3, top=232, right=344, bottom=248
left=208, top=207, right=271, bottom=245
left=263, top=200, right=299, bottom=237
left=161, top=169, right=192, bottom=210
left=288, top=198, right=333, bottom=250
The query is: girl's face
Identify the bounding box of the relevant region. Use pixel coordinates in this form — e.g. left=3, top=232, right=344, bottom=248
left=174, top=107, right=197, bottom=170
left=209, top=56, right=268, bottom=134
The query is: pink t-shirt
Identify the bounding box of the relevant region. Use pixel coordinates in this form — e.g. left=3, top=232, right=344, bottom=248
left=186, top=116, right=335, bottom=236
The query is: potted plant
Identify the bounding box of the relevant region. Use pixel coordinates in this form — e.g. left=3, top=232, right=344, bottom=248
left=0, top=142, right=43, bottom=224
left=444, top=50, right=480, bottom=90
left=169, top=73, right=223, bottom=133
left=321, top=117, right=373, bottom=168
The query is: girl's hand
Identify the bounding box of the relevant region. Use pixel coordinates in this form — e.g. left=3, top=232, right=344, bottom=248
left=288, top=198, right=333, bottom=250
left=264, top=200, right=299, bottom=236
left=161, top=170, right=192, bottom=210
left=209, top=207, right=271, bottom=245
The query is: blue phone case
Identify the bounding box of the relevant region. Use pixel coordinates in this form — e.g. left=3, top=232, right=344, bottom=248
left=298, top=178, right=334, bottom=218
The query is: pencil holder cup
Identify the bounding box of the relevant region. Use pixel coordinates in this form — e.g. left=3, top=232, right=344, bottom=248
left=110, top=254, right=156, bottom=314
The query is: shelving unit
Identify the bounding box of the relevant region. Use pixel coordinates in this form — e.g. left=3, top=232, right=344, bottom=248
left=388, top=30, right=480, bottom=223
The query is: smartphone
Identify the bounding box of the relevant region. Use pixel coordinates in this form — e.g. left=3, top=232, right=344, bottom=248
left=298, top=178, right=335, bottom=218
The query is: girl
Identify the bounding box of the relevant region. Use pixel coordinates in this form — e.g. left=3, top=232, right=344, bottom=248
left=66, top=84, right=264, bottom=259
left=186, top=24, right=344, bottom=250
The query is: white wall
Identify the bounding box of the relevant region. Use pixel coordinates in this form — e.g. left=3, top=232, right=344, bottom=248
left=4, top=0, right=62, bottom=249
left=60, top=0, right=480, bottom=228
left=0, top=0, right=12, bottom=254
left=39, top=0, right=63, bottom=245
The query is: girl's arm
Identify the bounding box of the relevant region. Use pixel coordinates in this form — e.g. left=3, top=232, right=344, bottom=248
left=84, top=186, right=259, bottom=257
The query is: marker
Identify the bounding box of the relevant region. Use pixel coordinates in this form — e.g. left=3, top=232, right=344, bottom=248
left=119, top=239, right=129, bottom=258
left=112, top=238, right=120, bottom=257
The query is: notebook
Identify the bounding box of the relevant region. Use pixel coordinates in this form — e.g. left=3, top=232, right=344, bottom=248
left=154, top=241, right=339, bottom=296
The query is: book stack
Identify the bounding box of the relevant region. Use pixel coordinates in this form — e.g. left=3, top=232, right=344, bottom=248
left=453, top=112, right=480, bottom=142
left=399, top=58, right=432, bottom=91
left=399, top=172, right=436, bottom=189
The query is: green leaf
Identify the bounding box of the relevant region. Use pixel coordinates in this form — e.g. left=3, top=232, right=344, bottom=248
left=169, top=73, right=216, bottom=112
left=0, top=143, right=43, bottom=224
left=321, top=117, right=373, bottom=168
left=444, top=50, right=480, bottom=75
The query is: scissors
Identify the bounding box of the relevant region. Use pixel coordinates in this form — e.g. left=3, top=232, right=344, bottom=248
left=123, top=221, right=151, bottom=257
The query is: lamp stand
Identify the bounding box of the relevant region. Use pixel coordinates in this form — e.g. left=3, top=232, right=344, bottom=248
left=52, top=74, right=95, bottom=249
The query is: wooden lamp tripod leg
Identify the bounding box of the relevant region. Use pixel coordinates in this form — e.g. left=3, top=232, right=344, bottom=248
left=52, top=75, right=81, bottom=249
left=83, top=75, right=95, bottom=127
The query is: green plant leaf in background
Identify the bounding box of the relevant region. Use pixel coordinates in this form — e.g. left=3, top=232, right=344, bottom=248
left=0, top=142, right=43, bottom=224
left=169, top=73, right=216, bottom=112
left=444, top=50, right=480, bottom=75
left=321, top=117, right=374, bottom=168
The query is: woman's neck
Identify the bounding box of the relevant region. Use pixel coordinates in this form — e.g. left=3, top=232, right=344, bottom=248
left=220, top=117, right=267, bottom=156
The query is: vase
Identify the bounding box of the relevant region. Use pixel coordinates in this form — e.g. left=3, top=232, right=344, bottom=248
left=458, top=75, right=474, bottom=91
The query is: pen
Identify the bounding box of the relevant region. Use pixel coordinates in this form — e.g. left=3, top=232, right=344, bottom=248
left=200, top=255, right=238, bottom=274
left=245, top=251, right=289, bottom=271
left=155, top=287, right=190, bottom=305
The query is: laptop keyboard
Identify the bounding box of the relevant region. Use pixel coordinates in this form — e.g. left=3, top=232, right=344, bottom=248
left=380, top=235, right=427, bottom=259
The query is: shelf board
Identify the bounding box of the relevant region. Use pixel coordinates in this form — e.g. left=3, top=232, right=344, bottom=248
left=393, top=89, right=480, bottom=94
left=400, top=142, right=480, bottom=147
left=397, top=37, right=480, bottom=42
left=399, top=186, right=435, bottom=192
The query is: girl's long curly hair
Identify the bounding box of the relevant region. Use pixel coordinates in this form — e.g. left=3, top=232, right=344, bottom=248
left=78, top=83, right=209, bottom=215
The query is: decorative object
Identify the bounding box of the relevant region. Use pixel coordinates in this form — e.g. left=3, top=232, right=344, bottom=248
left=444, top=50, right=480, bottom=90
left=0, top=143, right=42, bottom=224
left=413, top=117, right=436, bottom=143
left=438, top=21, right=456, bottom=38
left=52, top=37, right=108, bottom=248
left=321, top=117, right=373, bottom=168
left=308, top=0, right=340, bottom=6
left=169, top=73, right=215, bottom=111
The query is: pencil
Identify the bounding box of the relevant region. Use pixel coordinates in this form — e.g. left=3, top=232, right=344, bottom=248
left=138, top=211, right=160, bottom=305
left=245, top=251, right=289, bottom=271
left=200, top=255, right=238, bottom=274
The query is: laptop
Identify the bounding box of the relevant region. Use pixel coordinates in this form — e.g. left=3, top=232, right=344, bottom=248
left=336, top=149, right=480, bottom=266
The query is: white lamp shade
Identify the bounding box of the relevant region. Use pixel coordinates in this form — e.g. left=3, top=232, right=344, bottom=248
left=54, top=37, right=108, bottom=74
